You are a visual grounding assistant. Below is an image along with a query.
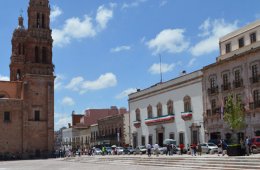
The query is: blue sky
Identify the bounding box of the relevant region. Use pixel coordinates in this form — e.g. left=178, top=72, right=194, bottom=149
left=0, top=0, right=259, bottom=130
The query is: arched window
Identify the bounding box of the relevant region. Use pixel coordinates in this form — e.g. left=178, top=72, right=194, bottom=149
left=37, top=13, right=40, bottom=28
left=42, top=47, right=47, bottom=63
left=157, top=103, right=162, bottom=117
left=42, top=14, right=45, bottom=28
left=184, top=96, right=191, bottom=112
left=35, top=46, right=39, bottom=63
left=135, top=108, right=140, bottom=121
left=167, top=100, right=174, bottom=115
left=16, top=69, right=21, bottom=80
left=147, top=105, right=153, bottom=118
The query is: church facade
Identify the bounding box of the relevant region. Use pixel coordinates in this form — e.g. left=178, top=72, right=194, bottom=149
left=0, top=0, right=54, bottom=158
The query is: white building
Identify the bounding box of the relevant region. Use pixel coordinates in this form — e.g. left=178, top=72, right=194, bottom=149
left=129, top=70, right=204, bottom=148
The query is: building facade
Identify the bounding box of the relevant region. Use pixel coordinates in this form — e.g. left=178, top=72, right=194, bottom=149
left=97, top=112, right=130, bottom=146
left=0, top=0, right=54, bottom=158
left=203, top=20, right=260, bottom=143
left=129, top=71, right=204, bottom=148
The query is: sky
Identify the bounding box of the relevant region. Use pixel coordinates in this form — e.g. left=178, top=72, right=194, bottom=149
left=0, top=0, right=259, bottom=130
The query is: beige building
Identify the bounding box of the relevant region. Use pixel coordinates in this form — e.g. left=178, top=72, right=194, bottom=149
left=203, top=20, right=260, bottom=143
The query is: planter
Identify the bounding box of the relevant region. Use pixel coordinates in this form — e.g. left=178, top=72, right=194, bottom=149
left=227, top=144, right=245, bottom=156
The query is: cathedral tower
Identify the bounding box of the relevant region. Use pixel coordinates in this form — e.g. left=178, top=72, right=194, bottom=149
left=10, top=0, right=55, bottom=158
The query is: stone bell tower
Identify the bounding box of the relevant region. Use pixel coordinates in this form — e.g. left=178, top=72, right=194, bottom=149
left=10, top=0, right=55, bottom=158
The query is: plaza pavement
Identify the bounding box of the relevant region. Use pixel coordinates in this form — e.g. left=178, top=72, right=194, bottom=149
left=0, top=154, right=260, bottom=170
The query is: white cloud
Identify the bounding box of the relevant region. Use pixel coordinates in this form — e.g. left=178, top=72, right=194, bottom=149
left=122, top=0, right=147, bottom=9
left=110, top=45, right=131, bottom=53
left=52, top=4, right=114, bottom=47
left=54, top=74, right=65, bottom=90
left=188, top=58, right=196, bottom=67
left=116, top=88, right=137, bottom=99
left=147, top=29, right=189, bottom=55
left=66, top=76, right=84, bottom=91
left=66, top=73, right=117, bottom=94
left=96, top=5, right=113, bottom=29
left=190, top=18, right=238, bottom=56
left=61, top=97, right=75, bottom=106
left=51, top=5, right=63, bottom=22
left=0, top=75, right=9, bottom=81
left=81, top=73, right=117, bottom=92
left=160, top=0, right=168, bottom=7
left=55, top=112, right=71, bottom=130
left=148, top=63, right=175, bottom=74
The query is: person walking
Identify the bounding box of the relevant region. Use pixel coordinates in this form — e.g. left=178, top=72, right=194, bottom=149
left=197, top=143, right=202, bottom=156
left=179, top=143, right=184, bottom=155
left=166, top=144, right=171, bottom=156
left=154, top=143, right=159, bottom=157
left=245, top=137, right=250, bottom=156
left=147, top=143, right=152, bottom=157
left=217, top=139, right=222, bottom=156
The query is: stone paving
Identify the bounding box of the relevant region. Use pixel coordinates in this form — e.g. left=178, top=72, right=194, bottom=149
left=0, top=154, right=260, bottom=170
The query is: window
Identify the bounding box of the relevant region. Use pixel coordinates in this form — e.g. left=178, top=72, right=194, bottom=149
left=167, top=100, right=174, bottom=115
left=169, top=133, right=175, bottom=140
left=141, top=136, right=145, bottom=146
left=179, top=132, right=184, bottom=145
left=157, top=103, right=162, bottom=117
left=211, top=99, right=216, bottom=111
left=223, top=74, right=229, bottom=90
left=42, top=14, right=45, bottom=28
left=254, top=90, right=260, bottom=107
left=135, top=109, right=140, bottom=121
left=34, top=110, right=40, bottom=121
left=225, top=43, right=231, bottom=53
left=250, top=32, right=256, bottom=43
left=148, top=135, right=153, bottom=145
left=18, top=43, right=22, bottom=55
left=252, top=64, right=258, bottom=78
left=238, top=37, right=244, bottom=48
left=210, top=78, right=216, bottom=88
left=37, top=13, right=40, bottom=28
left=35, top=46, right=39, bottom=63
left=147, top=105, right=153, bottom=118
left=42, top=47, right=47, bottom=63
left=4, top=112, right=10, bottom=122
left=184, top=96, right=191, bottom=112
left=235, top=70, right=240, bottom=82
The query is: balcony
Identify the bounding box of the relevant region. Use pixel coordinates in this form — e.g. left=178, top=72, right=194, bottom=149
left=133, top=120, right=141, bottom=128
left=181, top=111, right=192, bottom=121
left=208, top=86, right=219, bottom=95
left=233, top=79, right=243, bottom=88
left=145, top=115, right=175, bottom=126
left=250, top=75, right=260, bottom=84
left=221, top=83, right=231, bottom=92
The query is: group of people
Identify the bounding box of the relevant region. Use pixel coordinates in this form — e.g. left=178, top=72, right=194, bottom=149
left=240, top=136, right=253, bottom=156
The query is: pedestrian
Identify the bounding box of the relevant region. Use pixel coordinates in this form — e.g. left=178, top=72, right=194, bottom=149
left=154, top=143, right=159, bottom=157
left=221, top=139, right=227, bottom=156
left=146, top=143, right=152, bottom=157
left=197, top=143, right=202, bottom=156
left=217, top=139, right=222, bottom=156
left=179, top=143, right=184, bottom=155
left=245, top=137, right=250, bottom=156
left=166, top=144, right=171, bottom=156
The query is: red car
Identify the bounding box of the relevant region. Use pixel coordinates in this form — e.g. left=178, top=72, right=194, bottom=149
left=251, top=136, right=260, bottom=153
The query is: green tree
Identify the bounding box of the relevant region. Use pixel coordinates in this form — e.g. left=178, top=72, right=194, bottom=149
left=223, top=94, right=245, bottom=143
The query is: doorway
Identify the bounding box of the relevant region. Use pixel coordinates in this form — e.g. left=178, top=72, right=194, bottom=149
left=158, top=133, right=163, bottom=146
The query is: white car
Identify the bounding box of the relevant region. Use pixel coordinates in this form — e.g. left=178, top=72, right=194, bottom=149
left=116, top=147, right=124, bottom=155
left=94, top=148, right=102, bottom=155
left=199, top=143, right=218, bottom=154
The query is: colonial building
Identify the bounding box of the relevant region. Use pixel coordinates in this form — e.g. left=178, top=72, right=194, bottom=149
left=129, top=71, right=204, bottom=148
left=62, top=106, right=128, bottom=150
left=97, top=112, right=130, bottom=146
left=203, top=20, right=260, bottom=143
left=0, top=0, right=54, bottom=158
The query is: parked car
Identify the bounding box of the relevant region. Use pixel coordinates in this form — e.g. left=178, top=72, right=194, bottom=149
left=105, top=147, right=112, bottom=155
left=94, top=148, right=102, bottom=155
left=134, top=146, right=147, bottom=154
left=123, top=147, right=135, bottom=154
left=199, top=143, right=218, bottom=154
left=116, top=147, right=124, bottom=155
left=251, top=136, right=260, bottom=154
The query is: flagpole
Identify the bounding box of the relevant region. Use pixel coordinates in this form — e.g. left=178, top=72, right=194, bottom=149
left=159, top=54, right=162, bottom=83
